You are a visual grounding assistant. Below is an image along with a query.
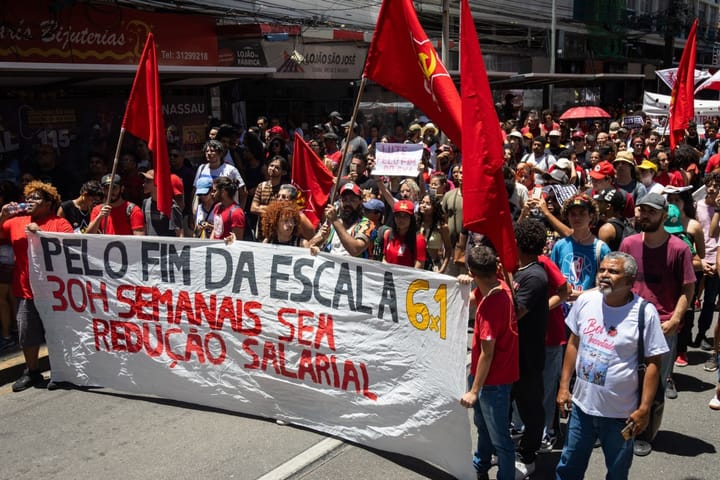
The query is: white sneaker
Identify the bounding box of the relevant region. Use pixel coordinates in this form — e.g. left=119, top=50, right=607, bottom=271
left=710, top=396, right=720, bottom=411
left=514, top=460, right=535, bottom=480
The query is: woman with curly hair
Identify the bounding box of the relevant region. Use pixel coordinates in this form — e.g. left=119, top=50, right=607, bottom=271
left=260, top=199, right=307, bottom=247
left=418, top=192, right=452, bottom=273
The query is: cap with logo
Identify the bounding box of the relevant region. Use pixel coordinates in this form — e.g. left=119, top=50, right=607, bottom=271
left=548, top=130, right=561, bottom=137
left=593, top=188, right=626, bottom=211
left=340, top=182, right=362, bottom=198
left=393, top=200, right=415, bottom=214
left=664, top=204, right=683, bottom=233
left=571, top=130, right=585, bottom=139
left=589, top=161, right=616, bottom=179
left=101, top=174, right=122, bottom=186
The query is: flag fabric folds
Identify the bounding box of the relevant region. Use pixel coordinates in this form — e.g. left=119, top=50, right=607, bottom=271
left=121, top=32, right=172, bottom=218
left=363, top=0, right=462, bottom=145
left=459, top=0, right=518, bottom=271
left=669, top=19, right=698, bottom=150
left=695, top=68, right=720, bottom=94
left=292, top=133, right=335, bottom=228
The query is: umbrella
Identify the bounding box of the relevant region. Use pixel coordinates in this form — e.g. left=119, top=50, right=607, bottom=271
left=559, top=106, right=611, bottom=120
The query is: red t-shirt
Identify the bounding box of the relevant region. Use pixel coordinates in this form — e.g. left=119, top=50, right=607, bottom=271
left=655, top=170, right=685, bottom=187
left=471, top=281, right=519, bottom=386
left=538, top=255, right=568, bottom=347
left=2, top=215, right=73, bottom=299
left=619, top=234, right=696, bottom=322
left=90, top=201, right=144, bottom=235
left=706, top=152, right=720, bottom=173
left=211, top=202, right=246, bottom=239
left=383, top=231, right=427, bottom=267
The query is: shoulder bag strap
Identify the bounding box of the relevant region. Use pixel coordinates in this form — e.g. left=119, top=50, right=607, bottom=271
left=637, top=299, right=648, bottom=407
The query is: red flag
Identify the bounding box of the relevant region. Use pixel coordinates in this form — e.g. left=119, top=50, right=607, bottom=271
left=669, top=19, right=698, bottom=150
left=363, top=0, right=462, bottom=145
left=292, top=133, right=335, bottom=228
left=121, top=33, right=172, bottom=218
left=460, top=0, right=518, bottom=271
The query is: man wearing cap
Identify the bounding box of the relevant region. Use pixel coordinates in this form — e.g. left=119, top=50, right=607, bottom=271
left=324, top=111, right=343, bottom=137
left=311, top=182, right=375, bottom=258
left=570, top=130, right=591, bottom=169
left=323, top=132, right=342, bottom=167
left=406, top=123, right=422, bottom=144
left=364, top=198, right=387, bottom=261
left=588, top=161, right=635, bottom=220
left=140, top=170, right=184, bottom=237
left=521, top=136, right=557, bottom=185
left=619, top=192, right=695, bottom=456
left=193, top=176, right=216, bottom=238
left=595, top=188, right=632, bottom=251
left=614, top=151, right=647, bottom=205
left=546, top=130, right=566, bottom=157
left=86, top=174, right=145, bottom=235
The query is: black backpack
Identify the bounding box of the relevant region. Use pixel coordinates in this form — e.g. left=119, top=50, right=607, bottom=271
left=607, top=217, right=636, bottom=251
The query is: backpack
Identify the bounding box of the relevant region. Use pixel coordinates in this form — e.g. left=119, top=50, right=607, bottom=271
left=607, top=217, right=636, bottom=251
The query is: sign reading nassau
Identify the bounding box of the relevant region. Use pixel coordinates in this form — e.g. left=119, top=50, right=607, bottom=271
left=29, top=233, right=475, bottom=480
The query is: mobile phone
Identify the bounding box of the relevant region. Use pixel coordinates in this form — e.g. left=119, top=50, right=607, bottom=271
left=532, top=188, right=542, bottom=200
left=620, top=421, right=635, bottom=440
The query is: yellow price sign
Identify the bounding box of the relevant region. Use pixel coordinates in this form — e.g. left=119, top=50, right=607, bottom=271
left=405, top=279, right=447, bottom=339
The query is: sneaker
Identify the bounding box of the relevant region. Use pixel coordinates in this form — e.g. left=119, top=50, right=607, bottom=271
left=509, top=424, right=525, bottom=439
left=674, top=353, right=689, bottom=367
left=11, top=369, right=43, bottom=392
left=0, top=335, right=16, bottom=352
left=701, top=338, right=714, bottom=351
left=633, top=440, right=652, bottom=456
left=514, top=460, right=535, bottom=480
left=705, top=355, right=719, bottom=372
left=709, top=396, right=720, bottom=411
left=539, top=434, right=557, bottom=453
left=665, top=378, right=678, bottom=399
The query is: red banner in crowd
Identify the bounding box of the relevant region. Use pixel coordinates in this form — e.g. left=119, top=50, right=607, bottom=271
left=460, top=0, right=518, bottom=271
left=0, top=0, right=217, bottom=66
left=363, top=0, right=462, bottom=144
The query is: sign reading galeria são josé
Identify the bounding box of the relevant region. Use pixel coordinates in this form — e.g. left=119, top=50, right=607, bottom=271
left=29, top=233, right=476, bottom=480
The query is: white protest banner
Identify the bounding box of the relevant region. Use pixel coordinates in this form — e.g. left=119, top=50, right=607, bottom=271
left=643, top=91, right=720, bottom=133
left=373, top=142, right=424, bottom=177
left=29, top=233, right=474, bottom=480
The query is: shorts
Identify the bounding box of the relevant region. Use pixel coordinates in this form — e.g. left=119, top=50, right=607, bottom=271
left=0, top=264, right=13, bottom=284
left=17, top=298, right=45, bottom=348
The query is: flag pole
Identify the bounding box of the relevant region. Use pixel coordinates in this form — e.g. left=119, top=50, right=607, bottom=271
left=105, top=128, right=127, bottom=205
left=330, top=76, right=368, bottom=202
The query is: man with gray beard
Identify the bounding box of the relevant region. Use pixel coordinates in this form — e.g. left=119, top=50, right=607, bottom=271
left=310, top=182, right=375, bottom=258
left=555, top=252, right=668, bottom=479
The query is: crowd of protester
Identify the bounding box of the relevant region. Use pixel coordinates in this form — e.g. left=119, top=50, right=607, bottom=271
left=1, top=106, right=720, bottom=479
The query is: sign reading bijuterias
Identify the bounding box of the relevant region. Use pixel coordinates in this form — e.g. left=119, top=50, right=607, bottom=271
left=28, top=232, right=475, bottom=480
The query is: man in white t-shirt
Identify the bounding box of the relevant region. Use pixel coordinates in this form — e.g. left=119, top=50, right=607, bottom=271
left=555, top=252, right=668, bottom=480
left=194, top=139, right=247, bottom=208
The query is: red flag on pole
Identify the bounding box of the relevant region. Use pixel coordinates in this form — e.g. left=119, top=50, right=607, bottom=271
left=121, top=33, right=172, bottom=218
left=460, top=0, right=518, bottom=271
left=292, top=133, right=335, bottom=228
left=363, top=0, right=462, bottom=145
left=669, top=19, right=698, bottom=150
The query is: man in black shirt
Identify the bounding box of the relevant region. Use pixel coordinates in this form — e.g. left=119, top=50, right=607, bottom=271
left=57, top=180, right=103, bottom=233
left=512, top=219, right=550, bottom=478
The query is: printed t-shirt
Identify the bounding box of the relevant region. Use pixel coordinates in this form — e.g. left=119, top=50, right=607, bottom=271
left=619, top=233, right=696, bottom=322
left=2, top=215, right=73, bottom=298
left=211, top=202, right=246, bottom=240
left=471, top=281, right=519, bottom=386
left=90, top=201, right=144, bottom=235
left=383, top=232, right=427, bottom=267
left=538, top=255, right=569, bottom=346
left=551, top=237, right=610, bottom=293
left=567, top=290, right=668, bottom=418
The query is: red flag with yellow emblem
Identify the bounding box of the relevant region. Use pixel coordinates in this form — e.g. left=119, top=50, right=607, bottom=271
left=363, top=0, right=462, bottom=145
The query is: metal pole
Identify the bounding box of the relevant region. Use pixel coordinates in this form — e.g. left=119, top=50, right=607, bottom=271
left=441, top=0, right=450, bottom=67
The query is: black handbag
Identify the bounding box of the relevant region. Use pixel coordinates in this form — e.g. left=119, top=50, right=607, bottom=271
left=636, top=300, right=665, bottom=442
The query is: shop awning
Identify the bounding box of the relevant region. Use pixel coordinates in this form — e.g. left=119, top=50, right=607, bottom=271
left=0, top=62, right=276, bottom=88
left=489, top=73, right=646, bottom=88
